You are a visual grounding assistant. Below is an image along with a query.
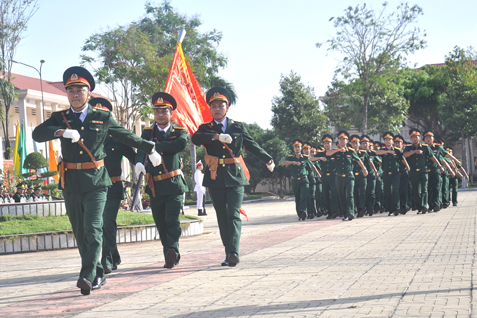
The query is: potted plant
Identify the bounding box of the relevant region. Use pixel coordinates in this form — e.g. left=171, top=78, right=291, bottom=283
left=142, top=193, right=150, bottom=209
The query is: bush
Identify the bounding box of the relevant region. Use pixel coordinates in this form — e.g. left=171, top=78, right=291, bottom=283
left=40, top=170, right=58, bottom=178
left=23, top=152, right=48, bottom=170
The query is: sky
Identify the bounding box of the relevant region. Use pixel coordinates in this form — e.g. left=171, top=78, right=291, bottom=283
left=13, top=0, right=477, bottom=129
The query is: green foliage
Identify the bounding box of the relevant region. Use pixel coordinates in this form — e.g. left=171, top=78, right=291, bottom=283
left=23, top=152, right=48, bottom=170
left=317, top=2, right=426, bottom=132
left=271, top=71, right=329, bottom=146
left=40, top=170, right=58, bottom=178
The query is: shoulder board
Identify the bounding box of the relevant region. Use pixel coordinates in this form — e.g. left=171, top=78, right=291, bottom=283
left=394, top=147, right=401, bottom=150
left=360, top=150, right=367, bottom=153
left=422, top=143, right=428, bottom=146
left=94, top=106, right=110, bottom=112
left=332, top=147, right=339, bottom=150
left=173, top=126, right=185, bottom=130
left=230, top=119, right=242, bottom=123
left=303, top=154, right=310, bottom=157
left=144, top=127, right=153, bottom=130
left=349, top=148, right=355, bottom=152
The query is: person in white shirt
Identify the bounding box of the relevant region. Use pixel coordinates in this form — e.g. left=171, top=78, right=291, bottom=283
left=194, top=160, right=207, bottom=216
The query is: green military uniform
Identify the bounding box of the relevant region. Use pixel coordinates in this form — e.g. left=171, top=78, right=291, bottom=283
left=25, top=184, right=34, bottom=201
left=373, top=142, right=384, bottom=212
left=424, top=130, right=447, bottom=212
left=445, top=146, right=459, bottom=206
left=315, top=137, right=339, bottom=219
left=285, top=152, right=310, bottom=219
left=394, top=135, right=410, bottom=214
left=361, top=136, right=376, bottom=216
left=12, top=183, right=24, bottom=202
left=313, top=146, right=324, bottom=217
left=331, top=131, right=362, bottom=221
left=90, top=96, right=137, bottom=273
left=303, top=142, right=317, bottom=219
left=32, top=66, right=155, bottom=295
left=379, top=132, right=403, bottom=215
left=350, top=135, right=367, bottom=217
left=191, top=87, right=272, bottom=266
left=136, top=92, right=189, bottom=269
left=403, top=128, right=435, bottom=213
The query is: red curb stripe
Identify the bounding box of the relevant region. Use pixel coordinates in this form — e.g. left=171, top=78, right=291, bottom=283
left=2, top=219, right=340, bottom=317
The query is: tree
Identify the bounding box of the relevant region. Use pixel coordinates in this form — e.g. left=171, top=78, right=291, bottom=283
left=440, top=46, right=477, bottom=180
left=317, top=2, right=426, bottom=133
left=403, top=66, right=448, bottom=136
left=271, top=71, right=329, bottom=146
left=0, top=0, right=38, bottom=159
left=81, top=1, right=228, bottom=128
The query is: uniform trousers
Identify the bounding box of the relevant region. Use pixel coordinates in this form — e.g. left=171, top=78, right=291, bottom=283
left=291, top=179, right=309, bottom=217
left=441, top=173, right=450, bottom=206
left=322, top=174, right=339, bottom=214
left=375, top=177, right=384, bottom=210
left=196, top=188, right=204, bottom=209
left=307, top=181, right=317, bottom=216
left=383, top=171, right=400, bottom=212
left=354, top=174, right=367, bottom=212
left=399, top=172, right=409, bottom=210
left=365, top=175, right=376, bottom=212
left=315, top=181, right=324, bottom=213
left=63, top=188, right=107, bottom=283
left=449, top=177, right=458, bottom=204
left=409, top=171, right=428, bottom=210
left=150, top=193, right=183, bottom=259
left=336, top=174, right=355, bottom=217
left=209, top=186, right=244, bottom=256
left=428, top=170, right=442, bottom=209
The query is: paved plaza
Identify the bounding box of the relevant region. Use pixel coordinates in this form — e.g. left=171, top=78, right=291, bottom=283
left=1, top=191, right=476, bottom=317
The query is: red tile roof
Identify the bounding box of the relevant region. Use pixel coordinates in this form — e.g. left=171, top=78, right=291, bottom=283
left=6, top=72, right=107, bottom=99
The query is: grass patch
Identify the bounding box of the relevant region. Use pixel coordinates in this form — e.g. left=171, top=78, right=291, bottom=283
left=0, top=211, right=198, bottom=236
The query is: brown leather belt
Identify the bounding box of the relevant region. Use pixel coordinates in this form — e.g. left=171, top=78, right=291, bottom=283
left=218, top=158, right=239, bottom=165
left=152, top=169, right=182, bottom=181
left=110, top=176, right=121, bottom=183
left=64, top=159, right=104, bottom=170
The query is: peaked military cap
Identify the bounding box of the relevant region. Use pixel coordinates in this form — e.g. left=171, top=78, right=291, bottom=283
left=374, top=141, right=382, bottom=149
left=206, top=87, right=232, bottom=105
left=360, top=135, right=371, bottom=142
left=89, top=97, right=113, bottom=111
left=439, top=138, right=445, bottom=146
left=409, top=128, right=421, bottom=137
left=302, top=141, right=312, bottom=149
left=423, top=129, right=435, bottom=138
left=394, top=134, right=405, bottom=142
left=151, top=92, right=177, bottom=111
left=292, top=138, right=303, bottom=147
left=322, top=134, right=333, bottom=143
left=350, top=134, right=360, bottom=143
left=34, top=185, right=42, bottom=191
left=27, top=183, right=34, bottom=189
left=63, top=66, right=95, bottom=91
left=446, top=146, right=453, bottom=152
left=337, top=130, right=349, bottom=139
left=383, top=131, right=394, bottom=140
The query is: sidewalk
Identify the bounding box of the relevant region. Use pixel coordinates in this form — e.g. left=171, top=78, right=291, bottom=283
left=0, top=192, right=476, bottom=317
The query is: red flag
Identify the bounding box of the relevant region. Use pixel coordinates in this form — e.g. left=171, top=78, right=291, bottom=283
left=164, top=42, right=212, bottom=135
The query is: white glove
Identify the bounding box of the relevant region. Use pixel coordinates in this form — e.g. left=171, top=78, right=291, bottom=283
left=266, top=160, right=275, bottom=172
left=135, top=163, right=146, bottom=176
left=63, top=129, right=80, bottom=143
left=148, top=151, right=162, bottom=167
left=219, top=133, right=233, bottom=144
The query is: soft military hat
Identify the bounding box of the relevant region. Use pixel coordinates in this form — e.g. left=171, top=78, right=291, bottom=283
left=394, top=134, right=405, bottom=142
left=206, top=87, right=232, bottom=106
left=322, top=134, right=333, bottom=143
left=350, top=134, right=360, bottom=143
left=409, top=128, right=421, bottom=137
left=292, top=138, right=303, bottom=147
left=337, top=130, right=349, bottom=139
left=151, top=92, right=177, bottom=111
left=423, top=129, right=435, bottom=138
left=27, top=183, right=34, bottom=189
left=383, top=131, right=394, bottom=140
left=34, top=185, right=42, bottom=191
left=360, top=135, right=371, bottom=142
left=63, top=66, right=95, bottom=91
left=89, top=97, right=113, bottom=111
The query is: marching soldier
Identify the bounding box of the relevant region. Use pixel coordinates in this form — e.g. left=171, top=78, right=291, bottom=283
left=191, top=87, right=274, bottom=267
left=136, top=92, right=189, bottom=269
left=312, top=135, right=339, bottom=219
left=33, top=66, right=161, bottom=295
left=350, top=135, right=369, bottom=217
left=375, top=132, right=409, bottom=216
left=311, top=145, right=324, bottom=217
left=302, top=142, right=318, bottom=219
left=394, top=135, right=411, bottom=214
left=372, top=141, right=385, bottom=213
left=445, top=146, right=460, bottom=206
left=360, top=135, right=379, bottom=216
left=326, top=131, right=368, bottom=221
left=403, top=128, right=443, bottom=214
left=282, top=139, right=310, bottom=220
left=88, top=97, right=137, bottom=274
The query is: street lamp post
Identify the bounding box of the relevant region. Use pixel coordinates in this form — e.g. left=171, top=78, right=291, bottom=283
left=11, top=59, right=48, bottom=170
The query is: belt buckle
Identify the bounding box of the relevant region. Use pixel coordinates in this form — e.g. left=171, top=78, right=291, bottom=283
left=219, top=159, right=224, bottom=164
left=326, top=173, right=330, bottom=176
left=342, top=174, right=346, bottom=177
left=355, top=172, right=359, bottom=175
left=157, top=175, right=163, bottom=181
left=416, top=168, right=420, bottom=171
left=388, top=172, right=392, bottom=175
left=297, top=177, right=301, bottom=180
left=76, top=163, right=82, bottom=169
left=428, top=169, right=431, bottom=172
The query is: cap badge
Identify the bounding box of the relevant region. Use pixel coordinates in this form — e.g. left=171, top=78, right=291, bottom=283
left=71, top=74, right=78, bottom=81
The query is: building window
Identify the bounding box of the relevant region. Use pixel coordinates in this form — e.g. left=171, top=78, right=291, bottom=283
left=31, top=109, right=36, bottom=116
left=46, top=111, right=51, bottom=119
left=15, top=106, right=19, bottom=113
